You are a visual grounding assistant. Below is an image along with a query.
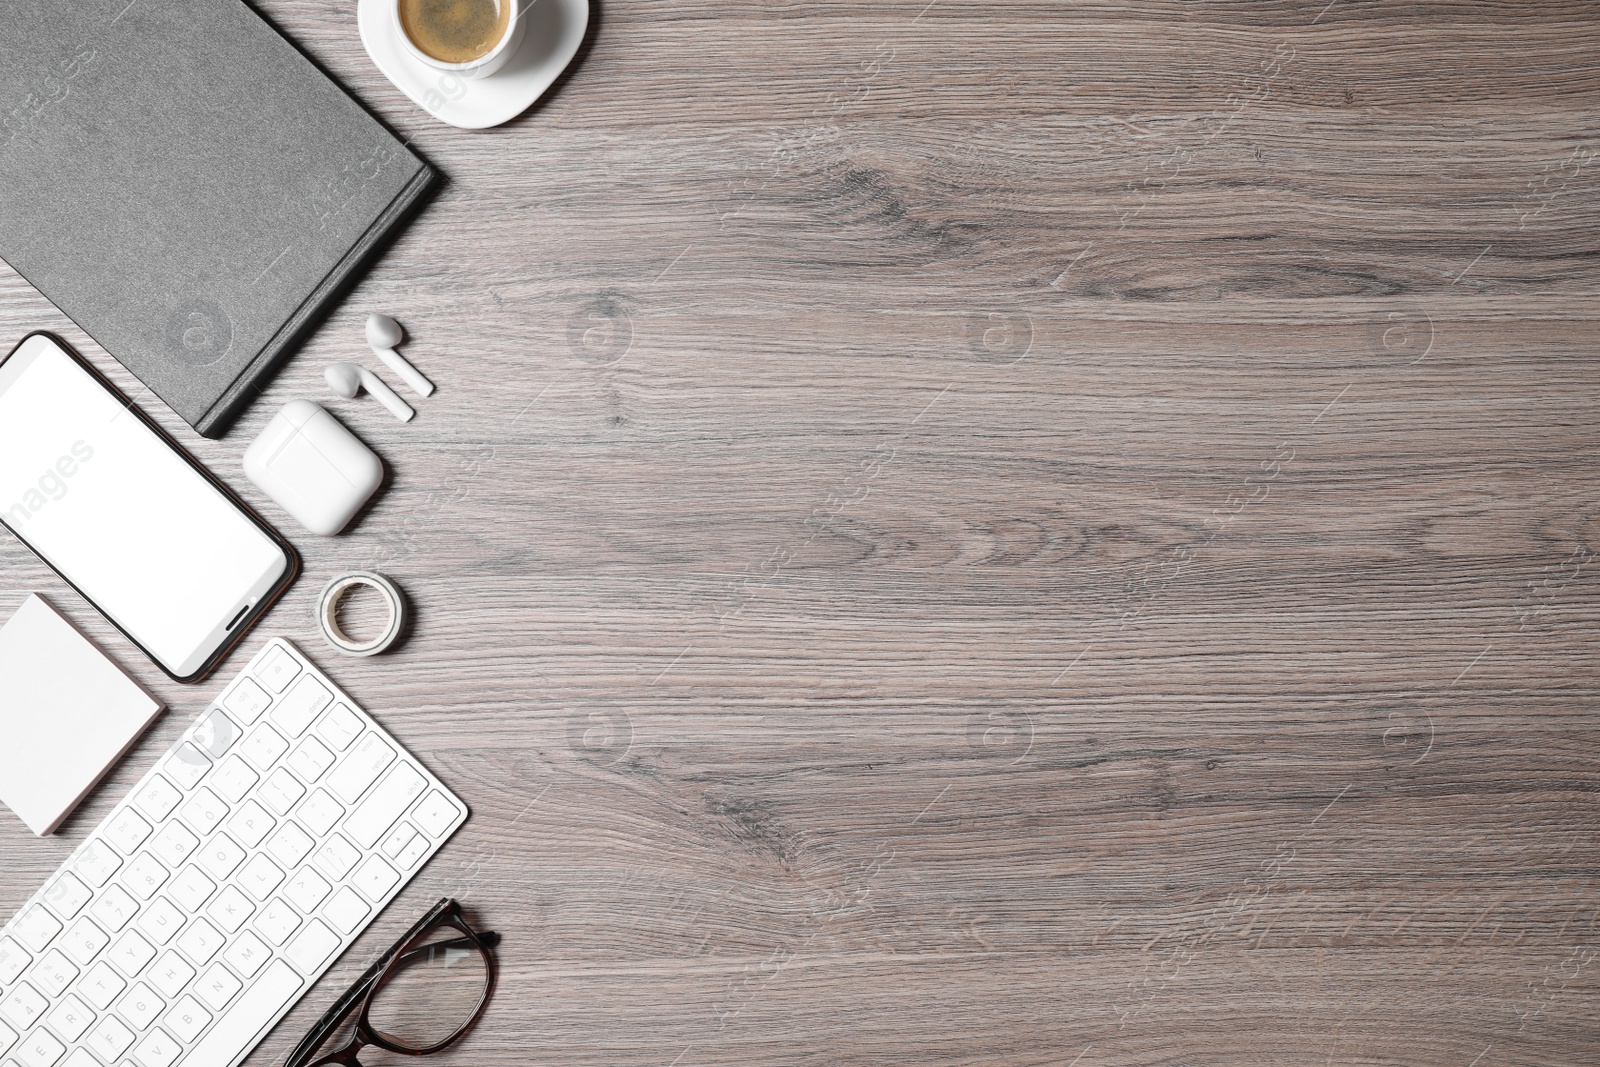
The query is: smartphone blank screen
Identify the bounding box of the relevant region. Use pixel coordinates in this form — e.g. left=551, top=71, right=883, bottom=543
left=0, top=335, right=288, bottom=677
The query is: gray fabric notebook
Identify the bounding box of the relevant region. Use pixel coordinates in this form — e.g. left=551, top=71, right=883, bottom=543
left=0, top=0, right=437, bottom=437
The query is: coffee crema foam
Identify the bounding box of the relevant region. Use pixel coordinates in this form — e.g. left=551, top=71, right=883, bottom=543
left=399, top=0, right=510, bottom=64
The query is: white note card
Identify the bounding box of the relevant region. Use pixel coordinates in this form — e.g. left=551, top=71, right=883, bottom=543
left=0, top=594, right=163, bottom=835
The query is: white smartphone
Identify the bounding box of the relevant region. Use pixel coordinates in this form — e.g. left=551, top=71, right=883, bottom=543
left=0, top=333, right=297, bottom=682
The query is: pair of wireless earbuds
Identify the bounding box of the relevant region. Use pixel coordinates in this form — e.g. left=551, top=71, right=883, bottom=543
left=324, top=314, right=434, bottom=421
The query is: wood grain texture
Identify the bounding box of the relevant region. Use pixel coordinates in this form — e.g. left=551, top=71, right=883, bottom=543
left=2, top=1, right=1599, bottom=1064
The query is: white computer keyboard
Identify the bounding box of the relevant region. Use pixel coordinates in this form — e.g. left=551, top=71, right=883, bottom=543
left=0, top=638, right=467, bottom=1067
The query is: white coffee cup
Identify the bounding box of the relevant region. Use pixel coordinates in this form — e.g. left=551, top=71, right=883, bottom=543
left=392, top=0, right=527, bottom=80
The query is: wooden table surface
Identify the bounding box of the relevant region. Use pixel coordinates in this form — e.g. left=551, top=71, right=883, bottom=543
left=3, top=1, right=1599, bottom=1064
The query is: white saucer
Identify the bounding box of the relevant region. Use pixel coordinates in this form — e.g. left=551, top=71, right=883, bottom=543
left=358, top=0, right=589, bottom=130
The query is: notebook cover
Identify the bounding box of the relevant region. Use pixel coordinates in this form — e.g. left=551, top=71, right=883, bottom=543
left=0, top=0, right=438, bottom=438
left=0, top=594, right=164, bottom=836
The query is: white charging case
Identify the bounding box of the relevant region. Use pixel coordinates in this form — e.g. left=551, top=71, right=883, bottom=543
left=243, top=400, right=383, bottom=536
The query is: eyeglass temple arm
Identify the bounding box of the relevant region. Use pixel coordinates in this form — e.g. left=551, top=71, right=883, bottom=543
left=393, top=932, right=495, bottom=965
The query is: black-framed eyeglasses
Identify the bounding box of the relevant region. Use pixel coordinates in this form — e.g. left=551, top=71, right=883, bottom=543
left=284, top=899, right=499, bottom=1067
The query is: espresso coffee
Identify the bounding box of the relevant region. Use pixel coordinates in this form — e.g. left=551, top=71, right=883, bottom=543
left=399, top=0, right=510, bottom=65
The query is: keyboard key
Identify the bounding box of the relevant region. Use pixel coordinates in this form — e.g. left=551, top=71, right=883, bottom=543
left=0, top=983, right=47, bottom=1029
left=327, top=734, right=394, bottom=804
left=180, top=960, right=300, bottom=1067
left=89, top=885, right=138, bottom=932
left=0, top=939, right=29, bottom=984
left=411, top=790, right=461, bottom=838
left=265, top=823, right=314, bottom=869
left=254, top=899, right=301, bottom=947
left=70, top=842, right=121, bottom=889
left=260, top=769, right=306, bottom=815
left=132, top=1026, right=181, bottom=1067
left=60, top=1050, right=97, bottom=1067
left=123, top=852, right=170, bottom=900
left=29, top=949, right=76, bottom=997
left=284, top=919, right=340, bottom=976
left=211, top=756, right=259, bottom=804
left=190, top=708, right=240, bottom=761
left=284, top=867, right=331, bottom=913
left=206, top=887, right=255, bottom=933
left=271, top=676, right=331, bottom=737
left=12, top=907, right=62, bottom=952
left=321, top=887, right=370, bottom=936
left=147, top=823, right=200, bottom=868
left=226, top=799, right=276, bottom=848
left=136, top=897, right=186, bottom=945
left=175, top=919, right=224, bottom=966
left=40, top=874, right=91, bottom=921
left=396, top=832, right=430, bottom=870
left=314, top=703, right=363, bottom=751
left=86, top=1015, right=135, bottom=1061
left=168, top=866, right=216, bottom=912
left=238, top=855, right=285, bottom=901
left=344, top=765, right=426, bottom=848
left=221, top=931, right=270, bottom=979
left=311, top=834, right=358, bottom=880
left=146, top=951, right=195, bottom=999
left=296, top=789, right=344, bottom=837
left=381, top=822, right=417, bottom=860
left=0, top=1021, right=12, bottom=1055
left=108, top=931, right=155, bottom=976
left=255, top=645, right=300, bottom=692
left=105, top=809, right=153, bottom=855
left=114, top=981, right=164, bottom=1030
left=193, top=964, right=241, bottom=1011
left=163, top=994, right=212, bottom=1042
left=45, top=993, right=92, bottom=1041
left=349, top=855, right=399, bottom=903
left=287, top=737, right=335, bottom=783
left=197, top=835, right=246, bottom=880
left=163, top=743, right=210, bottom=790
left=59, top=918, right=109, bottom=966
left=79, top=961, right=126, bottom=1009
left=15, top=1027, right=63, bottom=1067
left=179, top=787, right=229, bottom=837
left=131, top=776, right=182, bottom=822
left=223, top=677, right=271, bottom=724
left=240, top=723, right=289, bottom=771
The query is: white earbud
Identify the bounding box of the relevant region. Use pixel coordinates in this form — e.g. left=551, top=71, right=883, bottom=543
left=325, top=362, right=414, bottom=422
left=364, top=314, right=435, bottom=398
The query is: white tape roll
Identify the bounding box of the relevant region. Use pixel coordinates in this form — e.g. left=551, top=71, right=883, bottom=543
left=317, top=571, right=406, bottom=656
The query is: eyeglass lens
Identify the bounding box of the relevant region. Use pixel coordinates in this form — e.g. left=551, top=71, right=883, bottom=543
left=365, top=928, right=491, bottom=1051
